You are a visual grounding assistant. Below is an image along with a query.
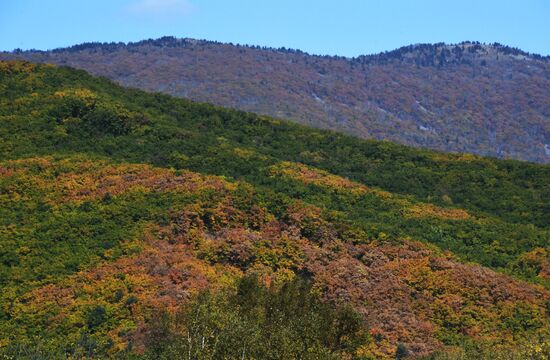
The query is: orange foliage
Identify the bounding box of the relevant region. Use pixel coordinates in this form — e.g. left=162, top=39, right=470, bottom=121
left=405, top=203, right=471, bottom=220
left=270, top=161, right=369, bottom=195
left=1, top=157, right=235, bottom=205
left=269, top=161, right=393, bottom=198
left=520, top=248, right=550, bottom=282
left=270, top=161, right=471, bottom=222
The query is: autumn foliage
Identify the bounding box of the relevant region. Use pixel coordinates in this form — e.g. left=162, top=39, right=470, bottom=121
left=0, top=61, right=549, bottom=359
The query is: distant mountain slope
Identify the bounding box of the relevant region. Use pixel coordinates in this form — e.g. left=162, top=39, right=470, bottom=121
left=2, top=37, right=549, bottom=162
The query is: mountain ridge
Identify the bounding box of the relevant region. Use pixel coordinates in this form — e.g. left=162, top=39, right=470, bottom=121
left=9, top=36, right=550, bottom=62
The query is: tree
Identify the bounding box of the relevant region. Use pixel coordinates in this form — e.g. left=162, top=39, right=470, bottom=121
left=86, top=305, right=107, bottom=329
left=396, top=343, right=409, bottom=359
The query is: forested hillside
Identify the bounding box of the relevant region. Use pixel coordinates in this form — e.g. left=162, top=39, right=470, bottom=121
left=0, top=61, right=549, bottom=359
left=2, top=37, right=549, bottom=163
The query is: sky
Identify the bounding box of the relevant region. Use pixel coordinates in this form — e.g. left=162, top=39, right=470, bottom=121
left=0, top=0, right=549, bottom=56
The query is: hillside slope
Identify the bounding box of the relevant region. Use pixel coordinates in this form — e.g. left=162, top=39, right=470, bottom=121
left=2, top=37, right=549, bottom=163
left=0, top=61, right=549, bottom=359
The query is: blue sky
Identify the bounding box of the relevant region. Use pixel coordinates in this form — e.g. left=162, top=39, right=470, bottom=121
left=1, top=0, right=549, bottom=56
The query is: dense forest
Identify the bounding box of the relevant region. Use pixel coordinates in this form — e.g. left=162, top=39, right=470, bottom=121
left=3, top=38, right=549, bottom=163
left=0, top=61, right=549, bottom=359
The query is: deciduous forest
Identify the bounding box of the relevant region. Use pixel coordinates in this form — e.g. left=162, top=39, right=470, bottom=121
left=0, top=61, right=549, bottom=359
